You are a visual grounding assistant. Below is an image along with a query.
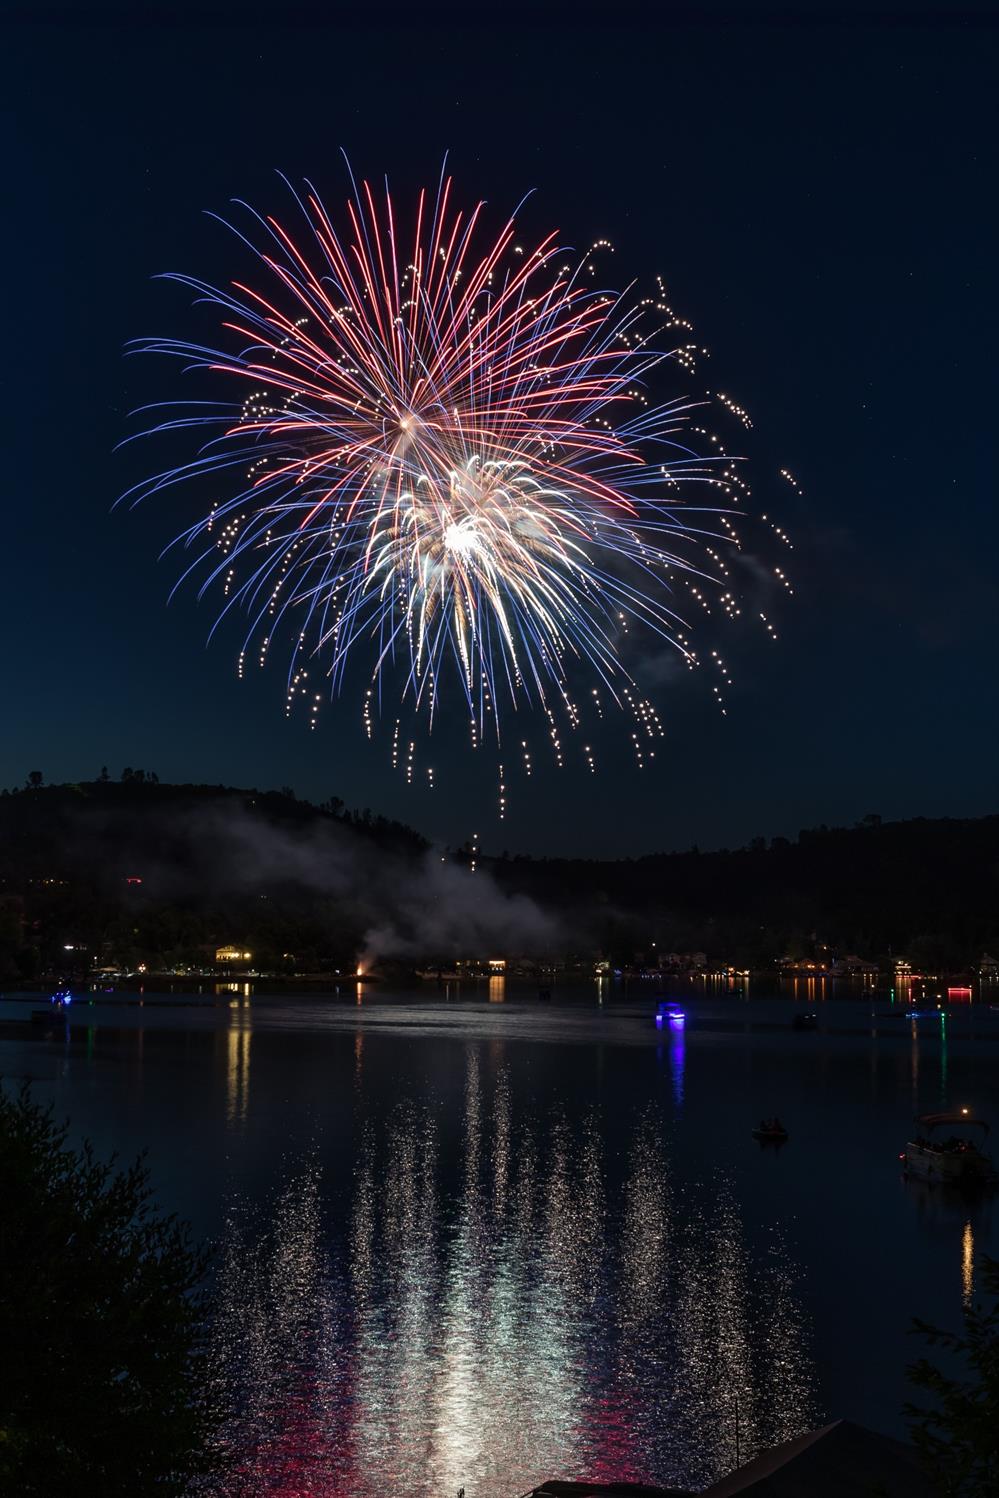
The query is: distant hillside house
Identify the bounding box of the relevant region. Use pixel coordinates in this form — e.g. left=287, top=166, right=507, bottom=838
left=216, top=945, right=252, bottom=964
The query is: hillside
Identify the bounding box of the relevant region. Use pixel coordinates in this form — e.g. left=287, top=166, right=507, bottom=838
left=0, top=776, right=997, bottom=978
left=0, top=777, right=429, bottom=980
left=487, top=814, right=999, bottom=970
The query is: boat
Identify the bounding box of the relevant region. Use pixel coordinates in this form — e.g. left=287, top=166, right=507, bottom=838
left=792, top=1012, right=818, bottom=1030
left=654, top=1000, right=685, bottom=1029
left=902, top=1111, right=996, bottom=1187
left=752, top=1121, right=789, bottom=1143
left=31, top=990, right=72, bottom=1024
left=415, top=969, right=462, bottom=981
left=878, top=1008, right=942, bottom=1020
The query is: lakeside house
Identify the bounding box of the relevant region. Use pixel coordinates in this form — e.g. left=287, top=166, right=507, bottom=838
left=828, top=955, right=879, bottom=978
left=215, top=945, right=252, bottom=967
left=778, top=956, right=827, bottom=976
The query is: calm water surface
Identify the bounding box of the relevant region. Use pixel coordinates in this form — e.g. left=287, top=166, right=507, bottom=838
left=2, top=982, right=997, bottom=1496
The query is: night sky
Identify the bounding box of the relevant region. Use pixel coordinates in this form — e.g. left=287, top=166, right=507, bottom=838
left=5, top=3, right=997, bottom=857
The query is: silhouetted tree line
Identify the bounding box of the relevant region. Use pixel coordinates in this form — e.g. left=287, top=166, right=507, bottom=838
left=478, top=812, right=999, bottom=971
left=0, top=777, right=428, bottom=980
left=0, top=777, right=996, bottom=979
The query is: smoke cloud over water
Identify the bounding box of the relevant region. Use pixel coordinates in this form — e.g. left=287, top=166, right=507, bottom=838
left=151, top=800, right=564, bottom=965
left=6, top=784, right=568, bottom=967
left=358, top=853, right=563, bottom=965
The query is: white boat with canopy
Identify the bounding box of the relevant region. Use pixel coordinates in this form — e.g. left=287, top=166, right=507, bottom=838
left=903, top=1110, right=995, bottom=1187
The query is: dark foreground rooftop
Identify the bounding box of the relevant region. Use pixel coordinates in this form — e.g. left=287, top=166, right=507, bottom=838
left=529, top=1419, right=930, bottom=1498
left=530, top=1484, right=693, bottom=1498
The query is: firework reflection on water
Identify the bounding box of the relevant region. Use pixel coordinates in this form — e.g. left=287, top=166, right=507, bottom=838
left=203, top=1050, right=816, bottom=1497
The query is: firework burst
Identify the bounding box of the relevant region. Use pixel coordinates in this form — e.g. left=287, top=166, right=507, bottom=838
left=122, top=161, right=789, bottom=786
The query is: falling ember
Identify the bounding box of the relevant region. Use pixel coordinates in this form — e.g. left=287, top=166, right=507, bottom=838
left=123, top=161, right=793, bottom=780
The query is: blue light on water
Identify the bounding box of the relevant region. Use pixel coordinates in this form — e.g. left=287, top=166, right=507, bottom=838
left=655, top=1003, right=685, bottom=1029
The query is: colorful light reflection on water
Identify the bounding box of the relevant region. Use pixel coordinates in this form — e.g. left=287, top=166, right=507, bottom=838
left=10, top=983, right=991, bottom=1495
left=204, top=1046, right=815, bottom=1497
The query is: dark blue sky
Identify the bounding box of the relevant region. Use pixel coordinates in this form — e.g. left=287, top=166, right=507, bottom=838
left=4, top=4, right=997, bottom=856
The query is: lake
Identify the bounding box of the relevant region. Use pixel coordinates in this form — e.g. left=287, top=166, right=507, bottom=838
left=2, top=981, right=997, bottom=1496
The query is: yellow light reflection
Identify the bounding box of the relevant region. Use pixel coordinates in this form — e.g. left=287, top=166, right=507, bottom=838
left=962, top=1220, right=974, bottom=1305
left=225, top=1006, right=251, bottom=1126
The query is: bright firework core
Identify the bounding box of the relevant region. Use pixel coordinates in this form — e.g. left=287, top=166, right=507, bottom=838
left=443, top=517, right=479, bottom=561
left=123, top=164, right=794, bottom=786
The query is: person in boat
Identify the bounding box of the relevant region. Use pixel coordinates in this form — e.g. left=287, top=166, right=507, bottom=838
left=772, top=1116, right=785, bottom=1133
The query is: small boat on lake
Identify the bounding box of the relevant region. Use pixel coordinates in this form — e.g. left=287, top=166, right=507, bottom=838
left=902, top=1111, right=996, bottom=1188
left=752, top=1118, right=789, bottom=1143
left=31, top=990, right=73, bottom=1024
left=792, top=1011, right=818, bottom=1031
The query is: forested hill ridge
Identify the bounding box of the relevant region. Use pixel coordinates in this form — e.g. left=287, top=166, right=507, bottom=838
left=0, top=776, right=432, bottom=979
left=488, top=813, right=999, bottom=970
left=0, top=773, right=428, bottom=881
left=0, top=775, right=997, bottom=976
